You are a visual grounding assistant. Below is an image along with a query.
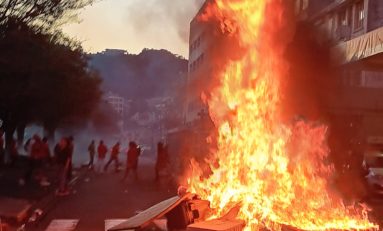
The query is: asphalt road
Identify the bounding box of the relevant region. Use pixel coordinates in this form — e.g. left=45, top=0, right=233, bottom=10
left=31, top=161, right=175, bottom=231
left=23, top=158, right=383, bottom=231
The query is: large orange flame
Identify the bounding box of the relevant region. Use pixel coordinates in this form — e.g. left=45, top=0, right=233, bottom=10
left=187, top=0, right=378, bottom=230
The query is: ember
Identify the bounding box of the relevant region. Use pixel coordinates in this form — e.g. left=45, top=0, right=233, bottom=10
left=187, top=0, right=378, bottom=231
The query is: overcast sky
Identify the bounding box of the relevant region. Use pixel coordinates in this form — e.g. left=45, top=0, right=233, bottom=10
left=62, top=0, right=205, bottom=57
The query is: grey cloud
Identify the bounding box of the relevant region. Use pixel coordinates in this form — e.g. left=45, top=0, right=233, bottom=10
left=125, top=0, right=205, bottom=44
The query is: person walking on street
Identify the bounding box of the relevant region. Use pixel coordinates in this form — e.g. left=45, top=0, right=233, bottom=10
left=66, top=136, right=74, bottom=180
left=155, top=142, right=169, bottom=181
left=104, top=142, right=120, bottom=173
left=22, top=135, right=44, bottom=185
left=88, top=140, right=95, bottom=170
left=39, top=137, right=51, bottom=186
left=122, top=141, right=140, bottom=181
left=55, top=138, right=71, bottom=196
left=0, top=131, right=4, bottom=166
left=41, top=137, right=51, bottom=164
left=96, top=140, right=107, bottom=173
left=9, top=138, right=18, bottom=167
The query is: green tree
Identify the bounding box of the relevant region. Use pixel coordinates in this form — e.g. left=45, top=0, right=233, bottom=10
left=37, top=36, right=101, bottom=139
left=0, top=20, right=101, bottom=158
left=0, top=0, right=94, bottom=31
left=0, top=0, right=98, bottom=161
left=0, top=20, right=47, bottom=148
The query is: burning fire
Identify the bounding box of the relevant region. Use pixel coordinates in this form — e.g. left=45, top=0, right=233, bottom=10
left=187, top=0, right=378, bottom=230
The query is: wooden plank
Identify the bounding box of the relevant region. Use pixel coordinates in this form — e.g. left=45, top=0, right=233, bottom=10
left=105, top=219, right=129, bottom=231
left=187, top=219, right=245, bottom=231
left=109, top=194, right=194, bottom=231
left=45, top=219, right=79, bottom=231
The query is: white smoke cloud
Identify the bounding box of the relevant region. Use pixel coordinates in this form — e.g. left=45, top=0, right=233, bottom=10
left=125, top=0, right=205, bottom=44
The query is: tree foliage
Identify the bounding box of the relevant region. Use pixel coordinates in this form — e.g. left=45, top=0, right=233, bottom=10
left=0, top=19, right=101, bottom=150
left=0, top=0, right=94, bottom=32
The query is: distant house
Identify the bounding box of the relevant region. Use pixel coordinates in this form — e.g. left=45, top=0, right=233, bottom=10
left=104, top=91, right=125, bottom=116
left=102, top=49, right=127, bottom=56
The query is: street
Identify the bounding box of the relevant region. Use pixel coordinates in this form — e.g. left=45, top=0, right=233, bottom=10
left=30, top=161, right=174, bottom=231
left=27, top=162, right=383, bottom=231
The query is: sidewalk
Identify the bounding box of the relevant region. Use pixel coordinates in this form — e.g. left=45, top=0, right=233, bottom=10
left=0, top=165, right=54, bottom=200
left=0, top=160, right=83, bottom=228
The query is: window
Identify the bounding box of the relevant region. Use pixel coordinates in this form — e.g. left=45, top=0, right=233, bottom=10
left=338, top=9, right=347, bottom=26
left=328, top=15, right=334, bottom=34
left=336, top=8, right=352, bottom=40
left=189, top=53, right=205, bottom=73
left=196, top=37, right=201, bottom=47
left=295, top=0, right=308, bottom=14
left=354, top=1, right=365, bottom=30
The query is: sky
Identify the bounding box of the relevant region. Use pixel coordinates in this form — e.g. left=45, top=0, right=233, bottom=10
left=62, top=0, right=205, bottom=58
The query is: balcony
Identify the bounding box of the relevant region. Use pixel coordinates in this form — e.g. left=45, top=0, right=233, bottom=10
left=332, top=26, right=383, bottom=65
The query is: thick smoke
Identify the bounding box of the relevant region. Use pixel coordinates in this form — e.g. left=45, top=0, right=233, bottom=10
left=125, top=0, right=205, bottom=44
left=282, top=22, right=368, bottom=201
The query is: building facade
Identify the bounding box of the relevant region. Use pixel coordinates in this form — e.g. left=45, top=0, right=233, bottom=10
left=185, top=0, right=215, bottom=124
left=185, top=0, right=383, bottom=147
left=304, top=0, right=383, bottom=143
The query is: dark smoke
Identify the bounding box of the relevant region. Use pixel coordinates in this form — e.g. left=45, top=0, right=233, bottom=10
left=125, top=0, right=205, bottom=44
left=282, top=21, right=368, bottom=202
left=281, top=22, right=335, bottom=122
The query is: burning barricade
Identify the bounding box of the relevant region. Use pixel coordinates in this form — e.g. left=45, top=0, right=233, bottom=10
left=107, top=190, right=377, bottom=231
left=108, top=192, right=244, bottom=231
left=115, top=0, right=379, bottom=230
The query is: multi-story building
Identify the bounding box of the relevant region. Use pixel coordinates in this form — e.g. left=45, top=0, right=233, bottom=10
left=186, top=0, right=383, bottom=146
left=302, top=0, right=383, bottom=144
left=185, top=0, right=215, bottom=124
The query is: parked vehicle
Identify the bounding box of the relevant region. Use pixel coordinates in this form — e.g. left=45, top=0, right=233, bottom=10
left=364, top=146, right=383, bottom=195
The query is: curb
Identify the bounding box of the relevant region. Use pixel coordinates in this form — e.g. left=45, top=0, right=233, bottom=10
left=18, top=169, right=85, bottom=230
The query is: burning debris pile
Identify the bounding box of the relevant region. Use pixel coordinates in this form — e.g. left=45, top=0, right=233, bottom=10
left=111, top=1, right=378, bottom=231
left=185, top=0, right=378, bottom=231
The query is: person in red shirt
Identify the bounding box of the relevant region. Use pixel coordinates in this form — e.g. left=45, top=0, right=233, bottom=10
left=104, top=142, right=120, bottom=173
left=39, top=137, right=51, bottom=186
left=155, top=142, right=169, bottom=181
left=41, top=137, right=51, bottom=162
left=9, top=138, right=18, bottom=167
left=23, top=135, right=44, bottom=184
left=87, top=140, right=95, bottom=169
left=122, top=141, right=140, bottom=181
left=0, top=131, right=4, bottom=166
left=54, top=137, right=71, bottom=195
left=96, top=140, right=107, bottom=173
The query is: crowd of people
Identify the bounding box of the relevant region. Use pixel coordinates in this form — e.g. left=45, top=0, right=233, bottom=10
left=86, top=140, right=169, bottom=182
left=0, top=131, right=170, bottom=196
left=87, top=140, right=142, bottom=180
left=17, top=135, right=75, bottom=195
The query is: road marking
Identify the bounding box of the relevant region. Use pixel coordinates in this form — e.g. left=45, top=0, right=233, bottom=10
left=45, top=219, right=79, bottom=231
left=105, top=219, right=128, bottom=231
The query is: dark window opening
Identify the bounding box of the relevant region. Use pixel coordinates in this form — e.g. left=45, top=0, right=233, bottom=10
left=354, top=1, right=364, bottom=31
